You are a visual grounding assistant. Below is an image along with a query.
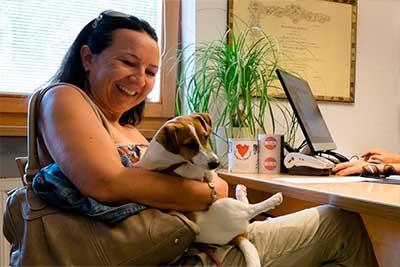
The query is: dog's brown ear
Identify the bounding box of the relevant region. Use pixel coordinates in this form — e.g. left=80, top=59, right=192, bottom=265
left=192, top=113, right=212, bottom=133
left=155, top=124, right=180, bottom=154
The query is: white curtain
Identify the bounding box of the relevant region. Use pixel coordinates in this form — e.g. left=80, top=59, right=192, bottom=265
left=0, top=0, right=162, bottom=101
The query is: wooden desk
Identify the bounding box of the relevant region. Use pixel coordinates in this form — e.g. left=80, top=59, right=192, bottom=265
left=218, top=171, right=400, bottom=267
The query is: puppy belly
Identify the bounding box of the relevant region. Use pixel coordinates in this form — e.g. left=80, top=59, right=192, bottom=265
left=193, top=215, right=248, bottom=245
left=192, top=199, right=250, bottom=245
left=194, top=219, right=247, bottom=245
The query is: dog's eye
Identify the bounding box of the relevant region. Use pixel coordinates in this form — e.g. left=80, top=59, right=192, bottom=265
left=184, top=139, right=198, bottom=150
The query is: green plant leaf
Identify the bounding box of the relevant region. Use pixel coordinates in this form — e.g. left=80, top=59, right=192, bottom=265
left=174, top=24, right=298, bottom=143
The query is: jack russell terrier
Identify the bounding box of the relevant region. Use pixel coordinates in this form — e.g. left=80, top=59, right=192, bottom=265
left=134, top=113, right=283, bottom=267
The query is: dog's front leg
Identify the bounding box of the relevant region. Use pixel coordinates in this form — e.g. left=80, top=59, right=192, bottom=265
left=204, top=170, right=216, bottom=183
left=174, top=164, right=206, bottom=180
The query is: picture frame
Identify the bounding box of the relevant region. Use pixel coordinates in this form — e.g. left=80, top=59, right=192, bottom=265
left=228, top=0, right=358, bottom=102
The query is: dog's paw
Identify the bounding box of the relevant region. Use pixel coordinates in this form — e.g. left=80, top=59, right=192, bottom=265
left=270, top=192, right=283, bottom=206
left=235, top=184, right=249, bottom=204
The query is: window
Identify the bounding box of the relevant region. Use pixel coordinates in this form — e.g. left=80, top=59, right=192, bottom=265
left=0, top=0, right=180, bottom=138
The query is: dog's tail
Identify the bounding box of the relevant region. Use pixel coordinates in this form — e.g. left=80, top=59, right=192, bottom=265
left=246, top=192, right=283, bottom=219
left=232, top=235, right=260, bottom=267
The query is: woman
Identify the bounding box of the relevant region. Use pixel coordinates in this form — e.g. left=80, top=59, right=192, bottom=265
left=12, top=10, right=378, bottom=266
left=333, top=148, right=400, bottom=176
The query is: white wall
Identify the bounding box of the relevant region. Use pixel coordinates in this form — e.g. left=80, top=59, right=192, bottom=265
left=193, top=0, right=400, bottom=157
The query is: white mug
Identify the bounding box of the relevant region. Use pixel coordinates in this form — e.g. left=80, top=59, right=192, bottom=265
left=228, top=138, right=258, bottom=173
left=258, top=134, right=283, bottom=174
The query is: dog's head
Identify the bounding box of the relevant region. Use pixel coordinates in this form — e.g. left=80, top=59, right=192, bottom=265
left=155, top=113, right=220, bottom=170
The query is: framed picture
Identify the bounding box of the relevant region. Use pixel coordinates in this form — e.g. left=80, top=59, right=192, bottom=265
left=228, top=0, right=358, bottom=102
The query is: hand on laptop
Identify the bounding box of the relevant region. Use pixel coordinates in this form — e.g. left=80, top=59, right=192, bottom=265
left=332, top=160, right=369, bottom=176
left=333, top=148, right=400, bottom=176
left=361, top=148, right=400, bottom=164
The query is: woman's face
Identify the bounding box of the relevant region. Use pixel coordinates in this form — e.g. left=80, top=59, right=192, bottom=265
left=84, top=29, right=160, bottom=119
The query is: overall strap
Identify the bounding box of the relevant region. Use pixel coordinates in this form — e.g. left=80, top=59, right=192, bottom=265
left=24, top=83, right=112, bottom=184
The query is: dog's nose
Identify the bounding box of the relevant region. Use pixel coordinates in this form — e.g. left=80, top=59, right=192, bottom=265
left=208, top=160, right=220, bottom=170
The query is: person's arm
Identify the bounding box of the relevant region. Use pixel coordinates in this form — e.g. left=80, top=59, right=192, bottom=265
left=332, top=160, right=368, bottom=176
left=38, top=85, right=228, bottom=211
left=333, top=161, right=400, bottom=177
left=361, top=148, right=400, bottom=163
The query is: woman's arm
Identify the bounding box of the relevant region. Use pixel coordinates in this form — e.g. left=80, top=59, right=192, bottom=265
left=333, top=161, right=400, bottom=176
left=332, top=160, right=368, bottom=176
left=38, top=85, right=228, bottom=211
left=361, top=148, right=400, bottom=163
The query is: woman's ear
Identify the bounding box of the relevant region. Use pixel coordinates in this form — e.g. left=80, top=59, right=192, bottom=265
left=80, top=45, right=92, bottom=71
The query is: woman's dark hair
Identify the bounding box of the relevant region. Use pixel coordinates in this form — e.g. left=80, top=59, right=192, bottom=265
left=50, top=11, right=158, bottom=126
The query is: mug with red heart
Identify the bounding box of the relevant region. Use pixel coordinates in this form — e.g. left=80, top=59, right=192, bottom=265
left=228, top=138, right=258, bottom=173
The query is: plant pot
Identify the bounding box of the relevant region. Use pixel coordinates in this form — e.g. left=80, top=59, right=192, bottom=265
left=214, top=127, right=254, bottom=168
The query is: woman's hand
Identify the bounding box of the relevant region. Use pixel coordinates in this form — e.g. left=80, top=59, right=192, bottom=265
left=332, top=160, right=369, bottom=176
left=362, top=148, right=400, bottom=164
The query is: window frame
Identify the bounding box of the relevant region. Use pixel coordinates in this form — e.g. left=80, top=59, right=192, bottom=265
left=0, top=1, right=180, bottom=139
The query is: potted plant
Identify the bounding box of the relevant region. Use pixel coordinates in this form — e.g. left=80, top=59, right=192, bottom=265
left=175, top=26, right=296, bottom=164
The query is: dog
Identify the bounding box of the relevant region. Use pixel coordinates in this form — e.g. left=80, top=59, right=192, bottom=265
left=134, top=113, right=283, bottom=267
left=134, top=112, right=219, bottom=181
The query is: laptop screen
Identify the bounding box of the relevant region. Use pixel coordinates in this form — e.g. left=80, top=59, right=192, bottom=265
left=276, top=69, right=337, bottom=153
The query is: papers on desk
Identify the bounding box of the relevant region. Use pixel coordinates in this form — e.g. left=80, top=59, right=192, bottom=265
left=388, top=175, right=400, bottom=180
left=276, top=176, right=375, bottom=184
left=276, top=175, right=400, bottom=184
left=369, top=175, right=400, bottom=184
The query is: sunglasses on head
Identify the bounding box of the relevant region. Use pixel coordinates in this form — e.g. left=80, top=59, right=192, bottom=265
left=92, top=10, right=133, bottom=29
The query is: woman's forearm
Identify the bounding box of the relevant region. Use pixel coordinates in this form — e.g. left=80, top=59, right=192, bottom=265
left=87, top=167, right=222, bottom=211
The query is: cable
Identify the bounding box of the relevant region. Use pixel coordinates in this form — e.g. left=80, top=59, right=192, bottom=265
left=297, top=139, right=308, bottom=151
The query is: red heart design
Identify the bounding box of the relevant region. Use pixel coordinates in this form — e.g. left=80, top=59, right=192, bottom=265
left=236, top=144, right=249, bottom=158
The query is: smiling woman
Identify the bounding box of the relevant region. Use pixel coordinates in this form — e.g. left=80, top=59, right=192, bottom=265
left=77, top=28, right=160, bottom=127
left=3, top=8, right=231, bottom=266
left=0, top=0, right=180, bottom=138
